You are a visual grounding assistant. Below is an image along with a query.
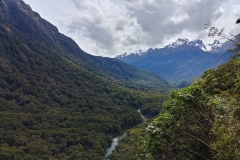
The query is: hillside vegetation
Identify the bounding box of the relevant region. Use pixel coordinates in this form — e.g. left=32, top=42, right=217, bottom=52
left=109, top=57, right=240, bottom=160
left=0, top=0, right=170, bottom=159
left=146, top=57, right=240, bottom=159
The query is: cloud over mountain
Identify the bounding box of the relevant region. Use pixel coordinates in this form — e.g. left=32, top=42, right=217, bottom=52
left=62, top=0, right=238, bottom=57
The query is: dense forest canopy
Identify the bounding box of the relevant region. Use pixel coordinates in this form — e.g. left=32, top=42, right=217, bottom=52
left=1, top=0, right=240, bottom=159
left=109, top=55, right=240, bottom=160
left=108, top=26, right=240, bottom=160
left=0, top=0, right=170, bottom=159
left=145, top=52, right=240, bottom=159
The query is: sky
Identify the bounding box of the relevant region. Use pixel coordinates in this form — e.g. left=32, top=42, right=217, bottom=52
left=23, top=0, right=240, bottom=57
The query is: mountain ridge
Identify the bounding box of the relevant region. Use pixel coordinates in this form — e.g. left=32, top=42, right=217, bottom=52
left=1, top=0, right=169, bottom=88
left=0, top=0, right=169, bottom=159
left=116, top=38, right=233, bottom=83
left=116, top=38, right=228, bottom=59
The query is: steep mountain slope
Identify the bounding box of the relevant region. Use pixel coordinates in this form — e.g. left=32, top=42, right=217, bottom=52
left=0, top=0, right=169, bottom=88
left=83, top=54, right=169, bottom=87
left=0, top=0, right=169, bottom=159
left=116, top=38, right=233, bottom=83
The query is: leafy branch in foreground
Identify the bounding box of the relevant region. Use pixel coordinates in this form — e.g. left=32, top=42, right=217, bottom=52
left=145, top=86, right=227, bottom=160
left=204, top=21, right=240, bottom=57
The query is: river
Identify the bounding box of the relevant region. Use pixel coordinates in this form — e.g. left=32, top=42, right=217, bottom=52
left=137, top=109, right=146, bottom=119
left=103, top=109, right=146, bottom=159
left=103, top=133, right=126, bottom=160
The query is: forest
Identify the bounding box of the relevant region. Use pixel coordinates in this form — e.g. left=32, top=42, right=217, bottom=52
left=109, top=54, right=240, bottom=160
left=1, top=0, right=240, bottom=159
left=0, top=22, right=169, bottom=159
left=0, top=0, right=170, bottom=159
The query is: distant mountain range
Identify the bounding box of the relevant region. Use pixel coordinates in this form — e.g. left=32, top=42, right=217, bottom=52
left=116, top=38, right=234, bottom=83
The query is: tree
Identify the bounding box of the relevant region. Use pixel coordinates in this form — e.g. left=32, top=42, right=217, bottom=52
left=204, top=21, right=240, bottom=57
left=145, top=86, right=226, bottom=160
left=211, top=105, right=240, bottom=160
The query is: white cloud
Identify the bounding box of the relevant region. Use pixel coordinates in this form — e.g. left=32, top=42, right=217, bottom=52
left=62, top=0, right=237, bottom=57
left=229, top=4, right=240, bottom=36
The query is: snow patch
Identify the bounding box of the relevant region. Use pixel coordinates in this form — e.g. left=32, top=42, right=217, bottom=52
left=116, top=38, right=225, bottom=58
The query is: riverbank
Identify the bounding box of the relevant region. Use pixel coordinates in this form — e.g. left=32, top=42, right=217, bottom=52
left=104, top=109, right=147, bottom=159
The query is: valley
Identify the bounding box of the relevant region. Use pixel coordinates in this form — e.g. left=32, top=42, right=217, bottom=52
left=0, top=0, right=239, bottom=160
left=0, top=0, right=169, bottom=159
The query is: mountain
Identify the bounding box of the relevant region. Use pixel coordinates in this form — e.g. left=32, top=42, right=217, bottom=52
left=116, top=38, right=233, bottom=83
left=0, top=0, right=169, bottom=159
left=165, top=38, right=208, bottom=51
left=110, top=51, right=240, bottom=160
left=0, top=0, right=169, bottom=88
left=83, top=54, right=170, bottom=88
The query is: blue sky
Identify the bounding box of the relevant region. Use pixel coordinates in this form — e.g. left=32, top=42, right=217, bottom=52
left=23, top=0, right=240, bottom=57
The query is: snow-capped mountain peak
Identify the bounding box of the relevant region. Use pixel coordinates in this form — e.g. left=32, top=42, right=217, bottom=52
left=117, top=52, right=128, bottom=58
left=175, top=38, right=189, bottom=45
left=135, top=49, right=144, bottom=55
left=206, top=40, right=224, bottom=53
left=116, top=38, right=227, bottom=58
left=212, top=40, right=223, bottom=47
left=116, top=49, right=147, bottom=58
left=165, top=38, right=207, bottom=51
left=209, top=40, right=223, bottom=48
left=165, top=38, right=189, bottom=48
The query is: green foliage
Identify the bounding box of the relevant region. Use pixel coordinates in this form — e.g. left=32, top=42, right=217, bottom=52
left=145, top=86, right=226, bottom=160
left=196, top=59, right=240, bottom=97
left=211, top=105, right=240, bottom=160
left=105, top=25, right=240, bottom=160
left=195, top=58, right=240, bottom=159
left=144, top=57, right=240, bottom=160
left=107, top=122, right=153, bottom=160
left=0, top=1, right=170, bottom=159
